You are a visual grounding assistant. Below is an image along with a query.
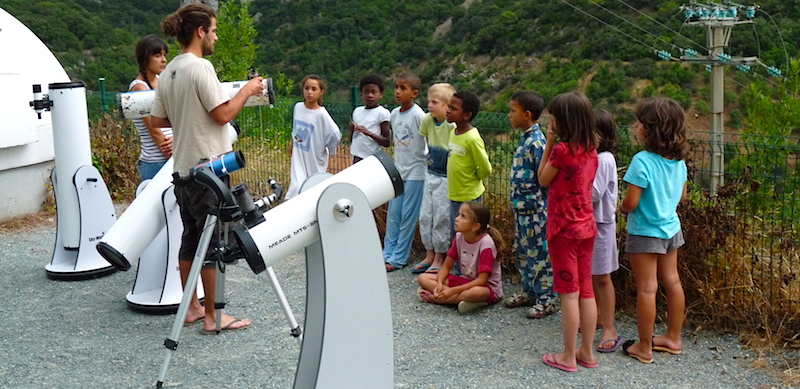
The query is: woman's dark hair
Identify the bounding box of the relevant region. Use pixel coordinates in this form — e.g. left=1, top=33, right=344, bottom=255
left=634, top=97, right=687, bottom=160
left=547, top=91, right=598, bottom=154
left=302, top=74, right=326, bottom=105
left=161, top=3, right=216, bottom=48
left=594, top=109, right=618, bottom=153
left=461, top=201, right=507, bottom=252
left=135, top=35, right=168, bottom=90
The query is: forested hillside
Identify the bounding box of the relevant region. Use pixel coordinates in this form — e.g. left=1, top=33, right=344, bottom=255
left=2, top=0, right=179, bottom=90
left=3, top=0, right=799, bottom=119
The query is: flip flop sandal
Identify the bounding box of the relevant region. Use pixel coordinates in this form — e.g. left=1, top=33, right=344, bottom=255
left=418, top=288, right=434, bottom=303
left=576, top=356, right=599, bottom=368
left=410, top=262, right=431, bottom=274
left=653, top=343, right=683, bottom=355
left=183, top=317, right=204, bottom=327
left=542, top=353, right=577, bottom=372
left=199, top=319, right=251, bottom=335
left=424, top=267, right=440, bottom=274
left=622, top=340, right=654, bottom=363
left=597, top=335, right=624, bottom=353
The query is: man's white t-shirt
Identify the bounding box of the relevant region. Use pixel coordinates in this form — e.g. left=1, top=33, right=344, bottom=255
left=151, top=52, right=231, bottom=176
left=390, top=104, right=427, bottom=181
left=286, top=102, right=342, bottom=199
left=350, top=105, right=390, bottom=159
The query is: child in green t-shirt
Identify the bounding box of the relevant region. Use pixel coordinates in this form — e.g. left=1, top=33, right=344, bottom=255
left=445, top=91, right=491, bottom=240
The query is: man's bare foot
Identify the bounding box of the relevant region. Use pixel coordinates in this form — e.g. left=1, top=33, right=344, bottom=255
left=203, top=313, right=251, bottom=332
left=184, top=306, right=205, bottom=326
left=184, top=313, right=204, bottom=327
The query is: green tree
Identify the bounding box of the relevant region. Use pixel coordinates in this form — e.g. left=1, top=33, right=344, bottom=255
left=209, top=0, right=257, bottom=82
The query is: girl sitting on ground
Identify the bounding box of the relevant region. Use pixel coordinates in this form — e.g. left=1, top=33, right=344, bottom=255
left=417, top=201, right=506, bottom=314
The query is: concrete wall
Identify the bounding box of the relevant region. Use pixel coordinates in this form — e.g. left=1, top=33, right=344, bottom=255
left=0, top=8, right=70, bottom=221
left=0, top=161, right=54, bottom=220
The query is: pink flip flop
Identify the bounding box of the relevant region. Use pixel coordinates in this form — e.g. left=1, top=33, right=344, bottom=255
left=542, top=353, right=577, bottom=372
left=576, top=356, right=599, bottom=368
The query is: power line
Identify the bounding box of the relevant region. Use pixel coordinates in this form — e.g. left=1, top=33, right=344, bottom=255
left=559, top=0, right=782, bottom=90
left=587, top=0, right=679, bottom=51
left=556, top=0, right=660, bottom=53
left=614, top=0, right=708, bottom=53
left=757, top=9, right=790, bottom=76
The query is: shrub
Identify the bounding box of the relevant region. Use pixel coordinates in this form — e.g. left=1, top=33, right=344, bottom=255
left=89, top=112, right=139, bottom=201
left=695, top=99, right=710, bottom=114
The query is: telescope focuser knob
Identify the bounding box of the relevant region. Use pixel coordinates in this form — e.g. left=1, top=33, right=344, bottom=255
left=334, top=199, right=354, bottom=222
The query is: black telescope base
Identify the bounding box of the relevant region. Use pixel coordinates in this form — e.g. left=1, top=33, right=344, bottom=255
left=127, top=297, right=206, bottom=315
left=45, top=265, right=117, bottom=281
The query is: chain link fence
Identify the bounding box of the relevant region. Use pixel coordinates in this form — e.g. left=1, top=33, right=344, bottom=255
left=92, top=90, right=800, bottom=328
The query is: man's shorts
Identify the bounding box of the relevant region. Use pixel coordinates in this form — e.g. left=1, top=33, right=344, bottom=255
left=625, top=230, right=685, bottom=254
left=174, top=177, right=228, bottom=269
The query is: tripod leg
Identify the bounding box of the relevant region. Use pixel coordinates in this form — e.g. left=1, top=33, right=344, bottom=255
left=213, top=257, right=226, bottom=332
left=156, top=214, right=217, bottom=388
left=212, top=220, right=228, bottom=333
left=265, top=266, right=303, bottom=342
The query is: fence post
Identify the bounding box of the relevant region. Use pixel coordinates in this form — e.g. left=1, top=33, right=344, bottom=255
left=99, top=78, right=108, bottom=113
left=351, top=85, right=358, bottom=111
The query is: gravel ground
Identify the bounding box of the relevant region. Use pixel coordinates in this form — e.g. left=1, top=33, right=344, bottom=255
left=0, top=220, right=788, bottom=389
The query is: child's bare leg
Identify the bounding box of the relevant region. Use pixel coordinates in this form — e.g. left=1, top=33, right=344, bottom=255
left=422, top=250, right=435, bottom=264
left=412, top=250, right=435, bottom=272
left=417, top=273, right=438, bottom=292
left=550, top=291, right=579, bottom=368
left=655, top=249, right=684, bottom=351
left=425, top=285, right=490, bottom=305
left=457, top=285, right=491, bottom=303
left=628, top=253, right=658, bottom=359
left=593, top=274, right=619, bottom=348
left=576, top=296, right=597, bottom=365
left=430, top=252, right=446, bottom=269
left=417, top=273, right=439, bottom=303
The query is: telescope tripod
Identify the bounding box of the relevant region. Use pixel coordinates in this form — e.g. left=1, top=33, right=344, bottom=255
left=156, top=211, right=300, bottom=388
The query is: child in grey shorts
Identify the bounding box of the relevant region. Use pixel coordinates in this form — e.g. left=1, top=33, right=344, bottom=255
left=619, top=97, right=688, bottom=364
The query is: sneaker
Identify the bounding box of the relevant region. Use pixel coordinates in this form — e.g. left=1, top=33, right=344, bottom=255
left=526, top=303, right=557, bottom=319
left=503, top=292, right=536, bottom=308
left=457, top=301, right=488, bottom=314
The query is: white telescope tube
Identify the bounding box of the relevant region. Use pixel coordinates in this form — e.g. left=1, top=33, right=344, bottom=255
left=118, top=79, right=275, bottom=119
left=50, top=82, right=93, bottom=248
left=245, top=151, right=402, bottom=270
left=96, top=125, right=239, bottom=271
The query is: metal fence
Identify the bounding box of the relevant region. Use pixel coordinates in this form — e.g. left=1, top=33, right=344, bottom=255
left=92, top=91, right=800, bottom=315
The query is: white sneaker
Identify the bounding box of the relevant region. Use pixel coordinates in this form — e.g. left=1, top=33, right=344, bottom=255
left=457, top=301, right=488, bottom=314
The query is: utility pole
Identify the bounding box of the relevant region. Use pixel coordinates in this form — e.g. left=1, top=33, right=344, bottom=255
left=679, top=1, right=759, bottom=195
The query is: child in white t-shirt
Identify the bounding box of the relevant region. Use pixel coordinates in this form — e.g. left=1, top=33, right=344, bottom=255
left=348, top=74, right=390, bottom=163
left=383, top=72, right=427, bottom=271
left=286, top=75, right=342, bottom=199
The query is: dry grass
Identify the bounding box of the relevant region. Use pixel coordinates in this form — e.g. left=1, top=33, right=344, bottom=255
left=612, top=164, right=800, bottom=384
left=0, top=208, right=56, bottom=233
